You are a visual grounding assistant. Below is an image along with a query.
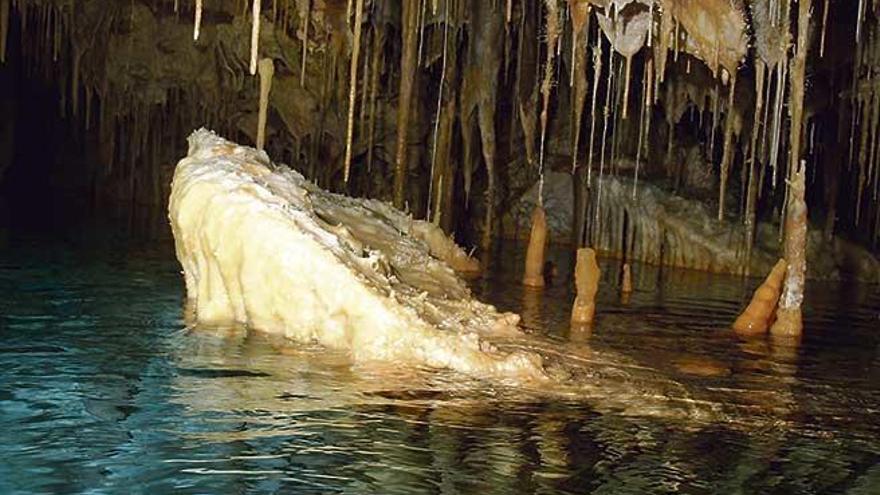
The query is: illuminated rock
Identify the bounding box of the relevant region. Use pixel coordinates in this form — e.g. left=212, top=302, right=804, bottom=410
left=733, top=258, right=787, bottom=336
left=169, top=129, right=543, bottom=380
left=571, top=248, right=600, bottom=324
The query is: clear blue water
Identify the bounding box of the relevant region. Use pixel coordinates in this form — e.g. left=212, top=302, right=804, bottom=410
left=1, top=201, right=879, bottom=494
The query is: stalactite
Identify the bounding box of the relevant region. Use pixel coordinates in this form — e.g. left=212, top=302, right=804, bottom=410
left=718, top=74, right=737, bottom=220
left=538, top=0, right=561, bottom=203
left=343, top=0, right=364, bottom=183
left=256, top=58, right=274, bottom=150
left=393, top=0, right=420, bottom=209
left=300, top=0, right=310, bottom=86
left=193, top=0, right=203, bottom=41
left=366, top=23, right=384, bottom=173
left=571, top=248, right=600, bottom=324
left=633, top=58, right=651, bottom=199
left=587, top=41, right=602, bottom=186
left=428, top=0, right=451, bottom=218
left=523, top=205, right=548, bottom=288
left=250, top=0, right=261, bottom=75
left=594, top=44, right=614, bottom=243
left=745, top=60, right=767, bottom=272
left=819, top=0, right=829, bottom=58
left=773, top=0, right=812, bottom=337
left=0, top=0, right=8, bottom=64
left=569, top=0, right=590, bottom=175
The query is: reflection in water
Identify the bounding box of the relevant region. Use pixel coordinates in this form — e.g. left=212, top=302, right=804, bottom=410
left=1, top=213, right=880, bottom=493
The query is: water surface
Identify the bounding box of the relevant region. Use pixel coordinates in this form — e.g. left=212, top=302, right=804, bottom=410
left=1, top=202, right=879, bottom=494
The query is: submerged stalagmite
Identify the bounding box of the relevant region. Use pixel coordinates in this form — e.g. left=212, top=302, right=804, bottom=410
left=169, top=130, right=544, bottom=380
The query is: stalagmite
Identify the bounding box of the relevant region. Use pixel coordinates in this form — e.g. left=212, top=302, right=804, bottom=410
left=772, top=163, right=808, bottom=336
left=250, top=0, right=261, bottom=75
left=256, top=58, right=274, bottom=151
left=170, top=130, right=543, bottom=380
left=733, top=258, right=787, bottom=335
left=193, top=0, right=203, bottom=41
left=343, top=0, right=365, bottom=183
left=571, top=248, right=600, bottom=324
left=523, top=206, right=548, bottom=288
left=393, top=0, right=419, bottom=209
left=621, top=262, right=632, bottom=293
left=1, top=0, right=8, bottom=64
left=772, top=0, right=812, bottom=337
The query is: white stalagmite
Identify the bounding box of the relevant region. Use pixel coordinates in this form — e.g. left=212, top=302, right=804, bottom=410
left=250, top=0, right=261, bottom=75
left=193, top=0, right=203, bottom=41
left=343, top=0, right=364, bottom=183
left=256, top=57, right=274, bottom=150
left=169, top=129, right=542, bottom=379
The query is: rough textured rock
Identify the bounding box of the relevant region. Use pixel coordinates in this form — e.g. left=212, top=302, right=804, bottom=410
left=170, top=129, right=544, bottom=380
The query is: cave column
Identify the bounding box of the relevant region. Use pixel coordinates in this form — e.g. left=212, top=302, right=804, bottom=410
left=393, top=0, right=420, bottom=209
left=772, top=0, right=811, bottom=337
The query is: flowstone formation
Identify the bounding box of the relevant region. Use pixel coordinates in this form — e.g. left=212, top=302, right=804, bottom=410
left=169, top=129, right=544, bottom=380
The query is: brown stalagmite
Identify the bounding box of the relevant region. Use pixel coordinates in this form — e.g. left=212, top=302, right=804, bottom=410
left=733, top=258, right=787, bottom=335
left=718, top=73, right=737, bottom=220
left=571, top=248, right=600, bottom=324
left=772, top=0, right=811, bottom=337
left=621, top=262, right=632, bottom=293
left=256, top=58, right=274, bottom=150
left=343, top=0, right=364, bottom=183
left=523, top=206, right=548, bottom=288
left=393, top=0, right=419, bottom=209
left=772, top=164, right=808, bottom=336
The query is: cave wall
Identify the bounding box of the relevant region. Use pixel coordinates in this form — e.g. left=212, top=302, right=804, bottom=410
left=2, top=0, right=880, bottom=265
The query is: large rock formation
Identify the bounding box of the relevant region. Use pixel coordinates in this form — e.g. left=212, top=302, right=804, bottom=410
left=169, top=129, right=545, bottom=380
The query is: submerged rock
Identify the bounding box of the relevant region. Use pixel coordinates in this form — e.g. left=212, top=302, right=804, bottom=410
left=169, top=129, right=543, bottom=380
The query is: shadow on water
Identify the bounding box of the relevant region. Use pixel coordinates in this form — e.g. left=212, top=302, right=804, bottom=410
left=1, top=199, right=880, bottom=494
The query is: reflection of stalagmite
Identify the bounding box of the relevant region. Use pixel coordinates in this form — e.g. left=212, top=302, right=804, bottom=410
left=523, top=206, right=548, bottom=288
left=621, top=262, right=633, bottom=293
left=256, top=58, right=274, bottom=151
left=571, top=248, right=600, bottom=324
left=733, top=258, right=786, bottom=335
